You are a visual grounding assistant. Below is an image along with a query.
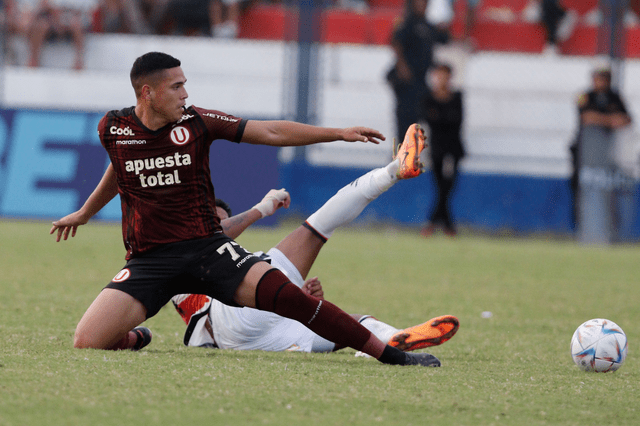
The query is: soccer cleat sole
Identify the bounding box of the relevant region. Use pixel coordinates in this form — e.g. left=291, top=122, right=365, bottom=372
left=389, top=315, right=459, bottom=352
left=395, top=123, right=426, bottom=179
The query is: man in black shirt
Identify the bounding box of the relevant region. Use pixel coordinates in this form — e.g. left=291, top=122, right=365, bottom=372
left=420, top=63, right=464, bottom=236
left=388, top=0, right=449, bottom=144
left=569, top=67, right=632, bottom=229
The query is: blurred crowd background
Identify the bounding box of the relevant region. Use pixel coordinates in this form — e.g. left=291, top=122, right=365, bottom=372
left=0, top=0, right=638, bottom=244
left=2, top=0, right=639, bottom=68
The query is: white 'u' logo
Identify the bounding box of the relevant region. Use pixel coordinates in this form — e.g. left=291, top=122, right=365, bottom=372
left=170, top=126, right=190, bottom=145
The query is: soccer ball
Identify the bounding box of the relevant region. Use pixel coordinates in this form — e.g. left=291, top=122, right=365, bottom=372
left=570, top=318, right=628, bottom=372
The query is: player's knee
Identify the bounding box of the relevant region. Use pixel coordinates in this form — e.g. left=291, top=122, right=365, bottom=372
left=73, top=326, right=102, bottom=349
left=73, top=329, right=92, bottom=349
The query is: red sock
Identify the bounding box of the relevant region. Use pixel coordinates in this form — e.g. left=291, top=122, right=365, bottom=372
left=255, top=269, right=382, bottom=356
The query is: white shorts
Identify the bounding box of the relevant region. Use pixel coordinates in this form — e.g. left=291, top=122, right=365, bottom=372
left=192, top=248, right=335, bottom=353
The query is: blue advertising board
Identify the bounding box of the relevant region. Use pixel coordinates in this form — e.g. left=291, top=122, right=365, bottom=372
left=1, top=108, right=636, bottom=237
left=279, top=162, right=576, bottom=235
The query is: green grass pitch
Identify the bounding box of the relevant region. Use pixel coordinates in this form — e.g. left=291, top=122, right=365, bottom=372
left=1, top=219, right=639, bottom=426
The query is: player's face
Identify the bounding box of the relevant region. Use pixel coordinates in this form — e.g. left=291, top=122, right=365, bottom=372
left=216, top=206, right=229, bottom=220
left=149, top=67, right=189, bottom=123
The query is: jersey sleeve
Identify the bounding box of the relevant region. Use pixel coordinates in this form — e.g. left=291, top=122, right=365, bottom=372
left=195, top=107, right=247, bottom=144
left=97, top=113, right=110, bottom=148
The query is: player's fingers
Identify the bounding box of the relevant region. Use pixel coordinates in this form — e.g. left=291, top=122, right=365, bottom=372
left=363, top=128, right=384, bottom=143
left=71, top=226, right=77, bottom=238
left=313, top=287, right=324, bottom=299
left=281, top=192, right=291, bottom=209
left=275, top=188, right=288, bottom=202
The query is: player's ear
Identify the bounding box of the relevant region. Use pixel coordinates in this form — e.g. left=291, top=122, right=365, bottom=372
left=141, top=84, right=152, bottom=101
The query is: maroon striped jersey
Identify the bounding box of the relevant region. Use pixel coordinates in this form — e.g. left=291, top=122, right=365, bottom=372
left=98, top=106, right=247, bottom=259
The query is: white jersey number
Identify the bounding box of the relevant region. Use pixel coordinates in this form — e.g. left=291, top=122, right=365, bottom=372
left=217, top=241, right=242, bottom=261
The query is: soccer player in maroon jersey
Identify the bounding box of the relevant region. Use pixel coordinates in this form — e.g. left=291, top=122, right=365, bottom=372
left=50, top=51, right=440, bottom=367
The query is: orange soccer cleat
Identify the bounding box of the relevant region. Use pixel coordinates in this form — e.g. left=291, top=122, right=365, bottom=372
left=388, top=315, right=460, bottom=352
left=172, top=294, right=212, bottom=325
left=394, top=123, right=427, bottom=179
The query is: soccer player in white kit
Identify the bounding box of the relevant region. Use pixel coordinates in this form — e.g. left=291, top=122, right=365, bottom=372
left=173, top=127, right=459, bottom=354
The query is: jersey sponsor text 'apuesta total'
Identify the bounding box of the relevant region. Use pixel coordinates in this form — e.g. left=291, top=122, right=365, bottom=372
left=98, top=106, right=247, bottom=259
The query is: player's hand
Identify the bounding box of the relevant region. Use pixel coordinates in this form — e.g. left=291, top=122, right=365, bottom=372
left=341, top=127, right=384, bottom=144
left=302, top=276, right=324, bottom=299
left=252, top=188, right=290, bottom=218
left=49, top=211, right=89, bottom=242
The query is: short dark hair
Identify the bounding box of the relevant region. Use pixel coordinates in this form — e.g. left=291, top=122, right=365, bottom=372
left=593, top=67, right=612, bottom=81
left=215, top=198, right=232, bottom=217
left=130, top=52, right=181, bottom=97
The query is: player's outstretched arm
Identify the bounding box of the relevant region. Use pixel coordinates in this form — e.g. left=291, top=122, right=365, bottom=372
left=220, top=189, right=290, bottom=239
left=241, top=120, right=384, bottom=147
left=50, top=164, right=119, bottom=242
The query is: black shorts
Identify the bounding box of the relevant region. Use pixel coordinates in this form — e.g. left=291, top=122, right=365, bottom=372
left=105, top=234, right=263, bottom=318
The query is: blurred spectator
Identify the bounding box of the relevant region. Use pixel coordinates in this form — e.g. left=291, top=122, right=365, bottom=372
left=540, top=0, right=577, bottom=54
left=165, top=0, right=212, bottom=36
left=460, top=0, right=480, bottom=45
left=20, top=0, right=97, bottom=69
left=93, top=0, right=153, bottom=34
left=210, top=0, right=240, bottom=38
left=523, top=1, right=578, bottom=53
left=425, top=0, right=478, bottom=46
left=569, top=67, right=632, bottom=229
left=420, top=63, right=465, bottom=237
left=2, top=0, right=28, bottom=64
left=387, top=0, right=449, bottom=144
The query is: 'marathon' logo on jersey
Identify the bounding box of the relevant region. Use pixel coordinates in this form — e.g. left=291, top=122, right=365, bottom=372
left=125, top=152, right=192, bottom=188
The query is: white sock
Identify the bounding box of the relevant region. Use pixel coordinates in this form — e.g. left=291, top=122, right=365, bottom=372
left=305, top=160, right=399, bottom=239
left=359, top=315, right=400, bottom=344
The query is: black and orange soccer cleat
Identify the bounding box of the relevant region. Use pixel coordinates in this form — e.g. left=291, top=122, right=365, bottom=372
left=132, top=326, right=152, bottom=351
left=388, top=315, right=460, bottom=352
left=394, top=123, right=427, bottom=180
left=403, top=352, right=441, bottom=367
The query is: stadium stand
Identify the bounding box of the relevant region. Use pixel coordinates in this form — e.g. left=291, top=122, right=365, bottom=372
left=6, top=0, right=638, bottom=60
left=229, top=0, right=638, bottom=58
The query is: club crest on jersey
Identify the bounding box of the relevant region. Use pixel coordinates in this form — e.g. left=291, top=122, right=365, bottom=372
left=170, top=126, right=190, bottom=145
left=112, top=268, right=131, bottom=283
